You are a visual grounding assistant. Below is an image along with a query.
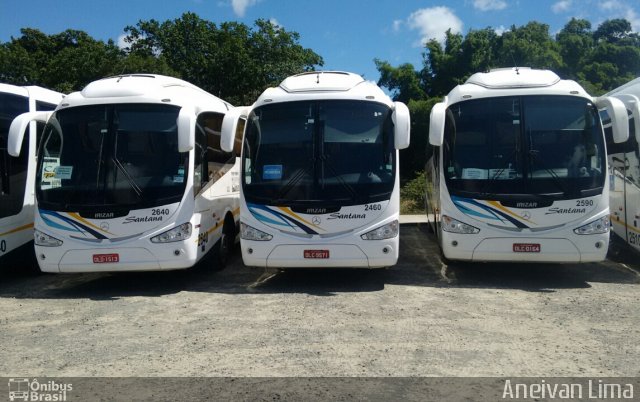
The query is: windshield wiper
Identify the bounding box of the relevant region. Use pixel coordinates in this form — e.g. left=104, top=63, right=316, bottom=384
left=528, top=149, right=568, bottom=195
left=479, top=145, right=519, bottom=198
left=111, top=158, right=143, bottom=198
left=321, top=154, right=359, bottom=201
left=272, top=165, right=312, bottom=202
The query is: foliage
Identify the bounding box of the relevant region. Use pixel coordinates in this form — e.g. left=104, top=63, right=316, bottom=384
left=0, top=13, right=323, bottom=104
left=123, top=13, right=323, bottom=104
left=400, top=171, right=427, bottom=214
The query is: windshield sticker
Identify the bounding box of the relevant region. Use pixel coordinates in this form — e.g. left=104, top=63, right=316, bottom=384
left=54, top=165, right=73, bottom=180
left=263, top=165, right=283, bottom=180
left=461, top=168, right=488, bottom=180
left=173, top=176, right=184, bottom=183
left=41, top=157, right=61, bottom=190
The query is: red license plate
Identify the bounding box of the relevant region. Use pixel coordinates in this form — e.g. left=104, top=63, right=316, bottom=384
left=513, top=243, right=541, bottom=253
left=304, top=250, right=329, bottom=259
left=93, top=253, right=120, bottom=263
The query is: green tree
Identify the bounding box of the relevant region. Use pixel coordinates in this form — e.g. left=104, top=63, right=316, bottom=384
left=496, top=22, right=562, bottom=70
left=556, top=18, right=594, bottom=78
left=594, top=18, right=635, bottom=44
left=0, top=27, right=167, bottom=93
left=124, top=13, right=323, bottom=104
left=374, top=59, right=426, bottom=103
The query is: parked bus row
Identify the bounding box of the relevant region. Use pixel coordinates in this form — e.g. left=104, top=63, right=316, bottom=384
left=2, top=69, right=637, bottom=273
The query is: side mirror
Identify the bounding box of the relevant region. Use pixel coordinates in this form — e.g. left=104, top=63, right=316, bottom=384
left=610, top=93, right=640, bottom=143
left=177, top=105, right=196, bottom=152
left=221, top=106, right=250, bottom=153
left=8, top=111, right=52, bottom=156
left=392, top=101, right=410, bottom=150
left=429, top=102, right=447, bottom=147
left=595, top=96, right=629, bottom=144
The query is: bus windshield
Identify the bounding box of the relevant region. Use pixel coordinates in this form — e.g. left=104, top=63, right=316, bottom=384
left=443, top=95, right=606, bottom=199
left=242, top=100, right=395, bottom=206
left=36, top=104, right=188, bottom=211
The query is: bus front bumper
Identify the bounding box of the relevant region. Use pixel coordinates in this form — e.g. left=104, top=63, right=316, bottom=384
left=241, top=240, right=398, bottom=269
left=35, top=244, right=199, bottom=273
left=441, top=233, right=609, bottom=263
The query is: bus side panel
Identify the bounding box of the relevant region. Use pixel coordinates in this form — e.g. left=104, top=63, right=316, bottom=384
left=610, top=160, right=640, bottom=253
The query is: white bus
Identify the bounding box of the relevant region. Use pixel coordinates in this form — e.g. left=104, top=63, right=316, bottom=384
left=1, top=84, right=63, bottom=259
left=426, top=68, right=629, bottom=263
left=604, top=78, right=640, bottom=253
left=8, top=74, right=240, bottom=272
left=219, top=71, right=410, bottom=268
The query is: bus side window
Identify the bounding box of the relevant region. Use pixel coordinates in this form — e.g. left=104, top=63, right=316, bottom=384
left=234, top=118, right=245, bottom=156
left=195, top=112, right=235, bottom=195
left=35, top=101, right=57, bottom=153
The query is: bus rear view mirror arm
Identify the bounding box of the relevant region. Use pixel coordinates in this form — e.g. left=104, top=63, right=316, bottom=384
left=393, top=101, right=410, bottom=150
left=8, top=111, right=52, bottom=156
left=221, top=106, right=250, bottom=153
left=429, top=101, right=447, bottom=147
left=595, top=96, right=629, bottom=144
left=178, top=105, right=196, bottom=152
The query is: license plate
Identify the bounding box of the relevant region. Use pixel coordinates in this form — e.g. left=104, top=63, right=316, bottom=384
left=304, top=250, right=329, bottom=259
left=513, top=243, right=541, bottom=253
left=93, top=253, right=120, bottom=263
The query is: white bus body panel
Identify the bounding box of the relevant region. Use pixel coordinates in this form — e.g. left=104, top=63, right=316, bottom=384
left=610, top=170, right=640, bottom=253
left=240, top=172, right=401, bottom=269
left=437, top=182, right=610, bottom=262
left=606, top=78, right=640, bottom=253
left=0, top=84, right=63, bottom=259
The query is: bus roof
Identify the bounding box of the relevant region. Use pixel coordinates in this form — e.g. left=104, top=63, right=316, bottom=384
left=253, top=71, right=394, bottom=107
left=0, top=83, right=64, bottom=104
left=60, top=74, right=231, bottom=113
left=605, top=76, right=640, bottom=97
left=444, top=68, right=591, bottom=105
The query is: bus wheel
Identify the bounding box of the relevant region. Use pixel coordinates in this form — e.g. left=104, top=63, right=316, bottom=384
left=212, top=218, right=235, bottom=271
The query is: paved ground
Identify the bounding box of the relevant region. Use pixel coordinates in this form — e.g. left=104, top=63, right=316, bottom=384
left=0, top=224, right=638, bottom=378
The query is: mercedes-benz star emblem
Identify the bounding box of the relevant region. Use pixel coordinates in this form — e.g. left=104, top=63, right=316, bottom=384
left=312, top=217, right=321, bottom=225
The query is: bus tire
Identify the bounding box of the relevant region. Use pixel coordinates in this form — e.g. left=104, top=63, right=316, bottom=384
left=211, top=216, right=235, bottom=271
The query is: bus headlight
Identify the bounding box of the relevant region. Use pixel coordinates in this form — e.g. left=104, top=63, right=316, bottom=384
left=442, top=215, right=480, bottom=234
left=34, top=230, right=63, bottom=247
left=574, top=216, right=610, bottom=235
left=150, top=223, right=192, bottom=243
left=241, top=222, right=273, bottom=241
left=361, top=220, right=399, bottom=240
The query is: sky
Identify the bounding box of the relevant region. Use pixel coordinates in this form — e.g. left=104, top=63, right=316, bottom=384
left=1, top=0, right=639, bottom=84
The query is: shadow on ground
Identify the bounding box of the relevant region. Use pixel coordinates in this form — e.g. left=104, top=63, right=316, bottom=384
left=0, top=225, right=638, bottom=300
